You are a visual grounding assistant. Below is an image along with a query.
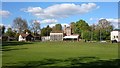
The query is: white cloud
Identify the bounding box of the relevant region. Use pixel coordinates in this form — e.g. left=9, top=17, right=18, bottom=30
left=0, top=24, right=12, bottom=32
left=106, top=18, right=120, bottom=23
left=89, top=18, right=93, bottom=21
left=21, top=7, right=43, bottom=14
left=49, top=24, right=56, bottom=28
left=99, top=18, right=120, bottom=23
left=106, top=18, right=120, bottom=29
left=33, top=20, right=40, bottom=24
left=41, top=19, right=58, bottom=24
left=7, top=25, right=11, bottom=28
left=89, top=18, right=120, bottom=29
left=0, top=10, right=11, bottom=17
left=99, top=18, right=119, bottom=24
left=5, top=25, right=11, bottom=29
left=0, top=23, right=4, bottom=26
left=61, top=23, right=69, bottom=27
left=22, top=3, right=99, bottom=19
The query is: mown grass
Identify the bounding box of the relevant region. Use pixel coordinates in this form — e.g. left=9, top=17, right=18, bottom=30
left=2, top=41, right=119, bottom=68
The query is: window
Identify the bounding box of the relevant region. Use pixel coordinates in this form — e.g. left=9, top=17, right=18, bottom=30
left=116, top=36, right=118, bottom=38
left=114, top=36, right=115, bottom=38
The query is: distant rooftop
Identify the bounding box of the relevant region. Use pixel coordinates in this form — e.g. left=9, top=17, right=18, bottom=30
left=113, top=29, right=120, bottom=31
left=51, top=31, right=63, bottom=33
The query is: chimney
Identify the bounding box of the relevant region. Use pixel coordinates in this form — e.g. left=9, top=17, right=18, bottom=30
left=26, top=32, right=29, bottom=34
left=64, top=25, right=66, bottom=33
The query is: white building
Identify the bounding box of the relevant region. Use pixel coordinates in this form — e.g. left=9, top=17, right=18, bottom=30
left=50, top=33, right=63, bottom=41
left=64, top=25, right=72, bottom=36
left=111, top=29, right=120, bottom=42
left=63, top=35, right=79, bottom=41
left=41, top=36, right=50, bottom=41
left=19, top=34, right=26, bottom=41
left=63, top=25, right=79, bottom=41
left=18, top=32, right=34, bottom=42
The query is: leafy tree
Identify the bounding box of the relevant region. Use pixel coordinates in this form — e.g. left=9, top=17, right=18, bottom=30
left=82, top=30, right=91, bottom=41
left=89, top=24, right=96, bottom=41
left=15, top=33, right=20, bottom=40
left=52, top=24, right=62, bottom=32
left=75, top=19, right=90, bottom=39
left=41, top=28, right=46, bottom=36
left=0, top=25, right=5, bottom=35
left=5, top=28, right=16, bottom=37
left=97, top=19, right=113, bottom=40
left=70, top=22, right=76, bottom=34
left=41, top=25, right=52, bottom=36
left=13, top=17, right=28, bottom=33
left=93, top=29, right=100, bottom=41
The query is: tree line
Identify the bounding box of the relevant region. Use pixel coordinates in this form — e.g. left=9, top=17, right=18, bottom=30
left=71, top=19, right=113, bottom=41
left=0, top=17, right=113, bottom=41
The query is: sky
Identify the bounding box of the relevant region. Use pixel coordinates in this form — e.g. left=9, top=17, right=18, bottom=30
left=0, top=2, right=119, bottom=29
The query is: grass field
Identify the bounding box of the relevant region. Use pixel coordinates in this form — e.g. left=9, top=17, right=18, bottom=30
left=2, top=41, right=119, bottom=68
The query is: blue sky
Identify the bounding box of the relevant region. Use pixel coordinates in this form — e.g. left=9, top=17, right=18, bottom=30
left=1, top=2, right=119, bottom=29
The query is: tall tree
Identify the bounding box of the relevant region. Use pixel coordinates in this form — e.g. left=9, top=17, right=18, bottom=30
left=41, top=25, right=52, bottom=36
left=0, top=25, right=5, bottom=35
left=55, top=24, right=62, bottom=31
left=89, top=24, right=97, bottom=41
left=52, top=24, right=62, bottom=32
left=93, top=29, right=100, bottom=41
left=13, top=17, right=28, bottom=33
left=70, top=22, right=76, bottom=34
left=75, top=19, right=90, bottom=39
left=5, top=28, right=16, bottom=37
left=82, top=30, right=91, bottom=41
left=30, top=20, right=41, bottom=36
left=98, top=19, right=113, bottom=29
left=97, top=19, right=113, bottom=40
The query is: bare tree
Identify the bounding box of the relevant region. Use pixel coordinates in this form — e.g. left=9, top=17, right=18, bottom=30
left=98, top=19, right=113, bottom=29
left=30, top=20, right=41, bottom=36
left=13, top=17, right=28, bottom=33
left=97, top=19, right=113, bottom=40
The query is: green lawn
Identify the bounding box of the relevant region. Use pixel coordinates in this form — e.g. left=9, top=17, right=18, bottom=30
left=2, top=41, right=119, bottom=68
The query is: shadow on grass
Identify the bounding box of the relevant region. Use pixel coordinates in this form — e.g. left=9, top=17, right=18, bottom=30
left=2, top=41, right=33, bottom=52
left=2, top=47, right=28, bottom=52
left=2, top=57, right=120, bottom=68
left=2, top=41, right=33, bottom=46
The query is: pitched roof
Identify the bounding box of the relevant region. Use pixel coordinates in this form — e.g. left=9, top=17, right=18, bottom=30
left=113, top=29, right=120, bottom=31
left=20, top=34, right=28, bottom=37
left=20, top=34, right=33, bottom=37
left=51, top=31, right=63, bottom=33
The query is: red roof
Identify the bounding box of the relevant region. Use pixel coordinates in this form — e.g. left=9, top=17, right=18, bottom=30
left=20, top=34, right=33, bottom=37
